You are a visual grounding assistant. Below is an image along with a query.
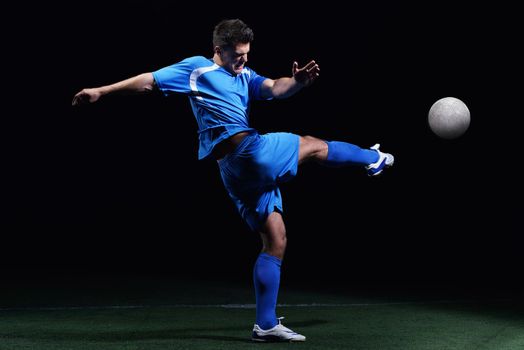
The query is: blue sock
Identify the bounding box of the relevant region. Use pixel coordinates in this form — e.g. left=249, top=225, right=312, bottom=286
left=323, top=140, right=379, bottom=167
left=253, top=253, right=281, bottom=330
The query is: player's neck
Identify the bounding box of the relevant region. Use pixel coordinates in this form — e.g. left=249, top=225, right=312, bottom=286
left=213, top=53, right=223, bottom=67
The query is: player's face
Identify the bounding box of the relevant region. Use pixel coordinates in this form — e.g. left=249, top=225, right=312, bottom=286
left=219, top=43, right=250, bottom=75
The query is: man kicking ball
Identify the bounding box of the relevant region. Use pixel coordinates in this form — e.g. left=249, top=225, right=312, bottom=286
left=72, top=18, right=394, bottom=342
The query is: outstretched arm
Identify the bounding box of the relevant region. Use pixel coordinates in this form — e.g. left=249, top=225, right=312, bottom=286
left=72, top=73, right=156, bottom=106
left=260, top=60, right=320, bottom=100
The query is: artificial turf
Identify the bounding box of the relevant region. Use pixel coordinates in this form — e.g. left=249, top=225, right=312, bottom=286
left=1, top=276, right=522, bottom=349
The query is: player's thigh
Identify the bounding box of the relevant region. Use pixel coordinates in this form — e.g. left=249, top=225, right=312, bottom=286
left=298, top=135, right=328, bottom=164
left=259, top=211, right=287, bottom=250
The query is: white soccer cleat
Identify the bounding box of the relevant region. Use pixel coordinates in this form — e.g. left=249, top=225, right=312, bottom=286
left=251, top=317, right=306, bottom=342
left=365, top=143, right=395, bottom=176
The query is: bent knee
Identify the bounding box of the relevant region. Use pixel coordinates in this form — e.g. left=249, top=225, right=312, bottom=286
left=299, top=135, right=328, bottom=163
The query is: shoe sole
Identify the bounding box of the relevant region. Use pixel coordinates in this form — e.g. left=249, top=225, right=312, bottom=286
left=368, top=164, right=393, bottom=176
left=252, top=334, right=306, bottom=342
left=252, top=337, right=306, bottom=342
left=368, top=156, right=394, bottom=177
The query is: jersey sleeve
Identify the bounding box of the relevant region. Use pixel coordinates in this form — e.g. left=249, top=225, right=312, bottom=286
left=247, top=68, right=272, bottom=101
left=152, top=57, right=199, bottom=96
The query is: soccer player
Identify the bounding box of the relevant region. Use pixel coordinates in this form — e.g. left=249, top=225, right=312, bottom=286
left=72, top=18, right=394, bottom=342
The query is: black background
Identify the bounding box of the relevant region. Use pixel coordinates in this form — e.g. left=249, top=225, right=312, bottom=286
left=4, top=1, right=521, bottom=292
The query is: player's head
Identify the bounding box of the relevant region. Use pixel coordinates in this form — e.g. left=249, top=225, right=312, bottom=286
left=213, top=19, right=254, bottom=75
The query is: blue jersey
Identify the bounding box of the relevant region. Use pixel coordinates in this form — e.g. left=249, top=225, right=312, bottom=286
left=152, top=56, right=270, bottom=160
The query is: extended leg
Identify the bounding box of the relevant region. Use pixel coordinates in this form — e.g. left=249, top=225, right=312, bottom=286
left=298, top=135, right=394, bottom=176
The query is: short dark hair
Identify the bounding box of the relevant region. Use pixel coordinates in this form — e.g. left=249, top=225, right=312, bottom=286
left=213, top=19, right=254, bottom=48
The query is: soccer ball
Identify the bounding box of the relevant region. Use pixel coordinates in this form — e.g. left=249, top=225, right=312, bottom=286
left=428, top=97, right=470, bottom=139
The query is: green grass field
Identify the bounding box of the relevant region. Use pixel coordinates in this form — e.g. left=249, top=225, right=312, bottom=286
left=1, top=276, right=523, bottom=349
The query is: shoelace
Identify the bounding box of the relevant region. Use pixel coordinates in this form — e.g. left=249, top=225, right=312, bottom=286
left=276, top=317, right=297, bottom=334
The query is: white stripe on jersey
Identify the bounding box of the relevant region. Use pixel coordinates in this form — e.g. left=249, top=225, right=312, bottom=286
left=189, top=63, right=220, bottom=100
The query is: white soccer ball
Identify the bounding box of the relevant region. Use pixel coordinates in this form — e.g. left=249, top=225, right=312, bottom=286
left=428, top=97, right=470, bottom=139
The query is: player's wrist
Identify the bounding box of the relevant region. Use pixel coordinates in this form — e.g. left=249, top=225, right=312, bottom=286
left=293, top=76, right=306, bottom=87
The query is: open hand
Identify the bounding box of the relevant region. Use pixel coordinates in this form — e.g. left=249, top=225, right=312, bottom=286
left=292, top=60, right=320, bottom=87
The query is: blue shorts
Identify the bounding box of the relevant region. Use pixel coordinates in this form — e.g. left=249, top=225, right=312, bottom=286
left=218, top=131, right=300, bottom=232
